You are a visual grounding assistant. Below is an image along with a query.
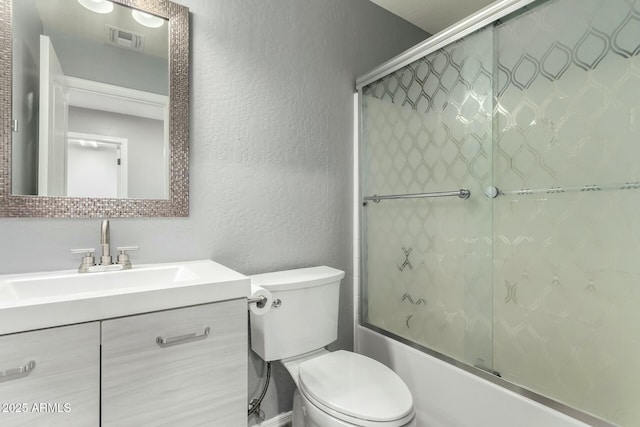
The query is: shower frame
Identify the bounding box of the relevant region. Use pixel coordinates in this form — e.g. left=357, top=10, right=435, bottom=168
left=355, top=0, right=615, bottom=426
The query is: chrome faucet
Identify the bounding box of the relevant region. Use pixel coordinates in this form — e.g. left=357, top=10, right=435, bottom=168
left=70, top=220, right=139, bottom=273
left=100, top=219, right=112, bottom=266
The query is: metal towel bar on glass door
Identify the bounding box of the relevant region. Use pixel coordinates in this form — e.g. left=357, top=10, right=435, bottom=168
left=363, top=188, right=471, bottom=204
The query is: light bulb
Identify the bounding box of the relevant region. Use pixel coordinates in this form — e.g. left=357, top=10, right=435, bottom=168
left=132, top=10, right=165, bottom=28
left=77, top=0, right=114, bottom=14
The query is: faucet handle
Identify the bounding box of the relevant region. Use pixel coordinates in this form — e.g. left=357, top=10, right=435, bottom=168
left=70, top=248, right=96, bottom=273
left=116, top=246, right=139, bottom=253
left=116, top=246, right=139, bottom=269
left=70, top=248, right=95, bottom=255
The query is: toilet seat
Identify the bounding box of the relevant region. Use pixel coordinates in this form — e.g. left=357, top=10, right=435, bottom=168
left=297, top=350, right=415, bottom=427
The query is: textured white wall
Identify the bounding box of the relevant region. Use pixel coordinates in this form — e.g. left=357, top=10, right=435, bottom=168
left=1, top=0, right=427, bottom=422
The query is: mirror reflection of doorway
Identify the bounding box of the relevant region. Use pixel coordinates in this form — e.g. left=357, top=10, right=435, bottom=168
left=17, top=28, right=168, bottom=199
left=66, top=132, right=128, bottom=198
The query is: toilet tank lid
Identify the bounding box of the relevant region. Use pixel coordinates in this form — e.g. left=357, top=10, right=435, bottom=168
left=298, top=350, right=414, bottom=423
left=249, top=266, right=345, bottom=291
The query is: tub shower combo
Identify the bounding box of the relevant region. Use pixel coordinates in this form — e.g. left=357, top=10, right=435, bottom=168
left=358, top=0, right=640, bottom=425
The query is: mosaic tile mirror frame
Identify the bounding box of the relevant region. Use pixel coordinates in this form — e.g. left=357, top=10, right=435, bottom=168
left=0, top=0, right=189, bottom=217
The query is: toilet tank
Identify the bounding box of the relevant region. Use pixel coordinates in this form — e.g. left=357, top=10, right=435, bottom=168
left=249, top=266, right=345, bottom=361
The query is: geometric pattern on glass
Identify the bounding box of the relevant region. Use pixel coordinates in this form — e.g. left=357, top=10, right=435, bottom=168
left=362, top=0, right=640, bottom=425
left=362, top=26, right=494, bottom=367
left=494, top=0, right=640, bottom=192
left=493, top=1, right=640, bottom=425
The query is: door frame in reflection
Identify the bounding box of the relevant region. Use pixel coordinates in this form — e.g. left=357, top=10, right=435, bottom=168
left=66, top=132, right=128, bottom=198
left=35, top=35, right=169, bottom=199
left=65, top=76, right=169, bottom=199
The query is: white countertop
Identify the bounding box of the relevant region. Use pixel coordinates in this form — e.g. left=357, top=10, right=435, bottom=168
left=0, top=260, right=250, bottom=335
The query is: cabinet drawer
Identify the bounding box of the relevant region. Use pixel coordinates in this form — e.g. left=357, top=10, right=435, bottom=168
left=101, top=299, right=247, bottom=426
left=0, top=322, right=100, bottom=427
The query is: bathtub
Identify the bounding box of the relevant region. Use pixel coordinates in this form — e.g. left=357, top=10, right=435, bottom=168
left=355, top=326, right=591, bottom=427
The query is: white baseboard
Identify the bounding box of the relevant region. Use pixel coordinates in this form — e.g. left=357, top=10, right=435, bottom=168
left=252, top=411, right=293, bottom=427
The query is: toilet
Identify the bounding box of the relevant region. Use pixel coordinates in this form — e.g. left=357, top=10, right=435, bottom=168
left=250, top=266, right=416, bottom=427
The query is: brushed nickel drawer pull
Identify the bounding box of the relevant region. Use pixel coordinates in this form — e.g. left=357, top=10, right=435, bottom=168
left=156, top=327, right=211, bottom=348
left=0, top=360, right=36, bottom=383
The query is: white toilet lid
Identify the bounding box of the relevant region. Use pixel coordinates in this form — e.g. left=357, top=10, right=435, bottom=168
left=298, top=350, right=414, bottom=423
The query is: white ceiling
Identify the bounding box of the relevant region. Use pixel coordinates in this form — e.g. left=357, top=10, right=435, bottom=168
left=368, top=0, right=497, bottom=34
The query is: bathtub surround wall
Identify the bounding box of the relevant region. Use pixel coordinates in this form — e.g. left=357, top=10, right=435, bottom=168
left=0, top=0, right=427, bottom=423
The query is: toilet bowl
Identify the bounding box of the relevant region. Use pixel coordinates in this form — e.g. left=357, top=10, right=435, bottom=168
left=249, top=266, right=415, bottom=427
left=290, top=350, right=416, bottom=427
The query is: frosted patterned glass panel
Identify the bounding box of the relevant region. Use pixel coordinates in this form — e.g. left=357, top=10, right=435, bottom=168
left=362, top=0, right=640, bottom=424
left=493, top=0, right=640, bottom=424
left=362, top=27, right=494, bottom=367
left=494, top=0, right=640, bottom=191
left=493, top=192, right=640, bottom=424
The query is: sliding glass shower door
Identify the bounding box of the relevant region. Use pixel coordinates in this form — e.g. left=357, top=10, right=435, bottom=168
left=492, top=0, right=640, bottom=423
left=362, top=25, right=495, bottom=370
left=360, top=0, right=640, bottom=424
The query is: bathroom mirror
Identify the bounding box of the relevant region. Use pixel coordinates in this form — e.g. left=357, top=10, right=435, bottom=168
left=0, top=0, right=189, bottom=217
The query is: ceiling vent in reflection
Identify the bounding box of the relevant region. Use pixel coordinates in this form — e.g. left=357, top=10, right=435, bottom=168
left=105, top=25, right=144, bottom=52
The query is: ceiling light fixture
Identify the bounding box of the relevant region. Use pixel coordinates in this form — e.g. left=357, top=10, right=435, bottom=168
left=131, top=10, right=165, bottom=28
left=75, top=139, right=99, bottom=148
left=77, top=0, right=114, bottom=14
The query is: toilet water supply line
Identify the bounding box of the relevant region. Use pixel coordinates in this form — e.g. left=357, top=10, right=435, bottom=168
left=248, top=360, right=272, bottom=418
left=247, top=293, right=272, bottom=418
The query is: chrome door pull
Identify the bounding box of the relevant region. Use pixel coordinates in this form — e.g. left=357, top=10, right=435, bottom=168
left=156, top=327, right=210, bottom=348
left=0, top=360, right=36, bottom=383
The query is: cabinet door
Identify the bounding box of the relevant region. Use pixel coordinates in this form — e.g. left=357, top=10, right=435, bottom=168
left=0, top=322, right=100, bottom=427
left=101, top=299, right=247, bottom=426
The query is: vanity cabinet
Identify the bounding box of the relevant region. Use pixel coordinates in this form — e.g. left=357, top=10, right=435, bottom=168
left=101, top=299, right=248, bottom=426
left=0, top=323, right=100, bottom=427
left=0, top=296, right=248, bottom=426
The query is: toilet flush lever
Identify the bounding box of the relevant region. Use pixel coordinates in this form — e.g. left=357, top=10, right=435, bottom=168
left=272, top=299, right=282, bottom=309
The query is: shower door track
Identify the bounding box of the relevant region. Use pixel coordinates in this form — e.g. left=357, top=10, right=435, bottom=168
left=356, top=0, right=540, bottom=90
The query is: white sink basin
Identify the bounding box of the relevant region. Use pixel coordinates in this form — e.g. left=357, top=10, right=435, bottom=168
left=5, top=265, right=199, bottom=300
left=0, top=260, right=250, bottom=335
